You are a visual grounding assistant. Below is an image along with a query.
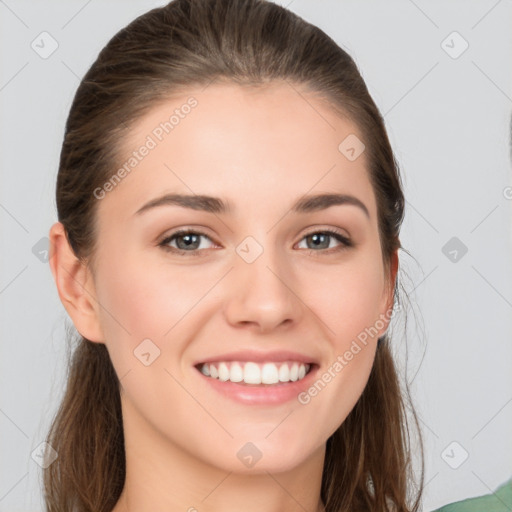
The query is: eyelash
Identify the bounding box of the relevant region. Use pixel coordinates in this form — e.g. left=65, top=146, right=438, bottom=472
left=158, top=228, right=354, bottom=257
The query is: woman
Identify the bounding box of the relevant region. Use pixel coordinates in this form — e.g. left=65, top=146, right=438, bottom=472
left=46, top=0, right=425, bottom=510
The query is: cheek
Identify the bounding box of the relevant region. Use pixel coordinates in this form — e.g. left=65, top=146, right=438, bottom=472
left=304, top=253, right=386, bottom=345
left=92, top=252, right=214, bottom=397
left=302, top=259, right=384, bottom=426
left=93, top=247, right=219, bottom=350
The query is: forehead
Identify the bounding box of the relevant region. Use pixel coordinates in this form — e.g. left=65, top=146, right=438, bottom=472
left=98, top=81, right=376, bottom=222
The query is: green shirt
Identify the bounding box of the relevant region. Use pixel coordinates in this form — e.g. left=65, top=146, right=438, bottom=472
left=432, top=477, right=512, bottom=512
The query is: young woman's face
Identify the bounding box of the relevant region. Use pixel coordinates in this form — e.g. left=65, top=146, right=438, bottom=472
left=88, top=81, right=396, bottom=474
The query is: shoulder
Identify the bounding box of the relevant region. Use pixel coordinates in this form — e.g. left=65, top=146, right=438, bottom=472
left=431, top=477, right=512, bottom=512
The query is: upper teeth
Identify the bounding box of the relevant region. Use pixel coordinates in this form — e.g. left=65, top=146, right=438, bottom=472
left=199, top=361, right=311, bottom=384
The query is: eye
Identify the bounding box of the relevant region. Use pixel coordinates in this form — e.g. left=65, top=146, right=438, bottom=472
left=158, top=229, right=217, bottom=256
left=296, top=229, right=353, bottom=253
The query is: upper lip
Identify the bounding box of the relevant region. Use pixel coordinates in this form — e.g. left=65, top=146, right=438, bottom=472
left=194, top=350, right=319, bottom=366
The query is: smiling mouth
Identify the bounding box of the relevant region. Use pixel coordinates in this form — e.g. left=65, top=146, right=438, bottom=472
left=195, top=360, right=315, bottom=386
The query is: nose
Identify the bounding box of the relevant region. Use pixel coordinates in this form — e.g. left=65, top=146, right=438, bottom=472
left=223, top=245, right=303, bottom=334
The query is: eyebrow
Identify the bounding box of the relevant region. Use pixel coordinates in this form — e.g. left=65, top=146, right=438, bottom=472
left=134, top=192, right=370, bottom=219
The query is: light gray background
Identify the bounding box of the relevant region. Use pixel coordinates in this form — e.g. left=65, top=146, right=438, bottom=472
left=1, top=0, right=511, bottom=510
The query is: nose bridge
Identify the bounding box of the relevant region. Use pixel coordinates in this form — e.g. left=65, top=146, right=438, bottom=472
left=223, top=234, right=301, bottom=331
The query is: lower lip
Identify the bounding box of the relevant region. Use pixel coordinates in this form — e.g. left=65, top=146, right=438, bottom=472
left=195, top=365, right=318, bottom=405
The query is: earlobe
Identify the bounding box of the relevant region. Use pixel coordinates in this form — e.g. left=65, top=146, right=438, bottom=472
left=48, top=221, right=104, bottom=343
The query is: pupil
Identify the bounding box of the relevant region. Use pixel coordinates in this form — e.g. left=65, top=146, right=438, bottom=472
left=310, top=233, right=328, bottom=249
left=178, top=234, right=199, bottom=250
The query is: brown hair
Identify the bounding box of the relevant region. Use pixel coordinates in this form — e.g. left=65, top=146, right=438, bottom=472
left=44, top=0, right=425, bottom=510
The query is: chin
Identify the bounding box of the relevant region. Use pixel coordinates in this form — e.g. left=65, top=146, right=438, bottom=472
left=199, top=437, right=317, bottom=475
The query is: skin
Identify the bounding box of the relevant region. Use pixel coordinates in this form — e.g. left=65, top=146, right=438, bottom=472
left=49, top=81, right=398, bottom=512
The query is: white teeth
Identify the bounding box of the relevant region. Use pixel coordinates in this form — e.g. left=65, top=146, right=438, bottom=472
left=218, top=362, right=230, bottom=382
left=261, top=363, right=279, bottom=384
left=278, top=363, right=290, bottom=382
left=244, top=362, right=261, bottom=384
left=229, top=362, right=244, bottom=382
left=198, top=361, right=311, bottom=385
left=290, top=362, right=299, bottom=381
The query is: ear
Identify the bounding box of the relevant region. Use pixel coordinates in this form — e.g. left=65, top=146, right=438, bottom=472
left=48, top=221, right=104, bottom=343
left=377, top=248, right=399, bottom=338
